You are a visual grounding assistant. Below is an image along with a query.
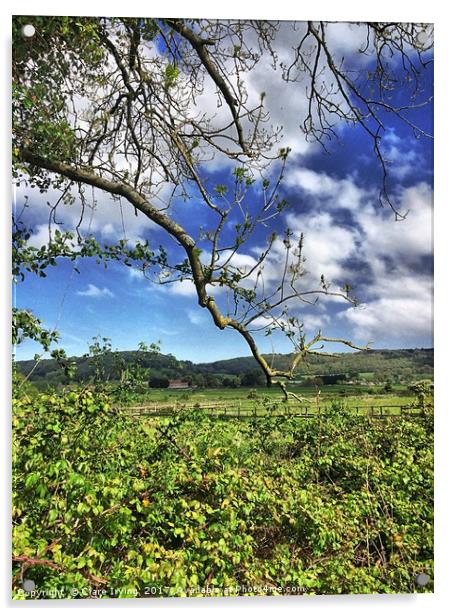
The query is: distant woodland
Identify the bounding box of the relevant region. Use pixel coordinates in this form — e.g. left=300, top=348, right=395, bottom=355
left=17, top=348, right=433, bottom=389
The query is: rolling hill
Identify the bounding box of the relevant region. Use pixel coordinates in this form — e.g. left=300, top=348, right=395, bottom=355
left=15, top=347, right=433, bottom=387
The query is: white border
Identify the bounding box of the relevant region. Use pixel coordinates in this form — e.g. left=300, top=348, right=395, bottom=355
left=1, top=1, right=450, bottom=614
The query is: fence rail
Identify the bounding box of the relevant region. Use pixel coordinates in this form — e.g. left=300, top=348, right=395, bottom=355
left=121, top=403, right=423, bottom=420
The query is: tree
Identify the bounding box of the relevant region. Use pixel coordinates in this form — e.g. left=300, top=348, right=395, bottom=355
left=12, top=17, right=433, bottom=395
left=241, top=369, right=266, bottom=388
left=205, top=374, right=222, bottom=389
left=222, top=376, right=241, bottom=389
left=148, top=376, right=170, bottom=389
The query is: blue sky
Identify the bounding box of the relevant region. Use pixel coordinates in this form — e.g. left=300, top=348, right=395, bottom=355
left=13, top=21, right=434, bottom=363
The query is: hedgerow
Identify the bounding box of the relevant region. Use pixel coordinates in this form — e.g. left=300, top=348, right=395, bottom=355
left=12, top=391, right=433, bottom=598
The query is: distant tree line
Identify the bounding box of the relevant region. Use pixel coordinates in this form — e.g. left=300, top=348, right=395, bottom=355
left=17, top=348, right=433, bottom=390
left=148, top=369, right=266, bottom=389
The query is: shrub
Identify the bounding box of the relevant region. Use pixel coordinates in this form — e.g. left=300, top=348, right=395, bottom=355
left=12, top=392, right=433, bottom=598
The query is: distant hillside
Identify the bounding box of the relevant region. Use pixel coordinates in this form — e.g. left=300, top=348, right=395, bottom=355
left=16, top=348, right=433, bottom=387
left=16, top=350, right=195, bottom=386
left=197, top=348, right=434, bottom=377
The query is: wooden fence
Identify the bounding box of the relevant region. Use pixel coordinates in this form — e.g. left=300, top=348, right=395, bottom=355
left=121, top=402, right=423, bottom=420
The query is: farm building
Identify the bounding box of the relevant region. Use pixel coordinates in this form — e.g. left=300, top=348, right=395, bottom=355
left=168, top=379, right=191, bottom=389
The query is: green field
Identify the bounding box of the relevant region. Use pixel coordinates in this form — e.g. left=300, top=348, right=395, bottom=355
left=124, top=387, right=416, bottom=414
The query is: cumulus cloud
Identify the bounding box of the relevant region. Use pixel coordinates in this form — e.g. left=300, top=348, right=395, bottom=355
left=285, top=211, right=359, bottom=282
left=77, top=284, right=115, bottom=298
left=323, top=22, right=373, bottom=59
left=15, top=21, right=393, bottom=254
left=340, top=293, right=433, bottom=345
left=190, top=177, right=431, bottom=348
left=379, top=130, right=428, bottom=181
left=240, top=177, right=433, bottom=346
left=302, top=312, right=331, bottom=332
left=16, top=183, right=160, bottom=248
left=162, top=279, right=198, bottom=297
left=26, top=223, right=62, bottom=249
left=353, top=182, right=433, bottom=264
left=321, top=181, right=433, bottom=345
left=196, top=21, right=377, bottom=171
left=150, top=278, right=218, bottom=299
left=248, top=310, right=330, bottom=338
left=285, top=167, right=366, bottom=211
left=128, top=268, right=146, bottom=280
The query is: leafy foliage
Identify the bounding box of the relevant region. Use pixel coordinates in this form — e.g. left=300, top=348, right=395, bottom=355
left=13, top=392, right=433, bottom=598
left=12, top=309, right=59, bottom=352
left=13, top=16, right=106, bottom=183
left=82, top=336, right=160, bottom=403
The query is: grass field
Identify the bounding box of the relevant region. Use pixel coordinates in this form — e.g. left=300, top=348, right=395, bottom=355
left=122, top=386, right=417, bottom=418
left=130, top=385, right=414, bottom=406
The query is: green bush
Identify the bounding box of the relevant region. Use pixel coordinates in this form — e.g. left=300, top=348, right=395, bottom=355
left=12, top=393, right=433, bottom=598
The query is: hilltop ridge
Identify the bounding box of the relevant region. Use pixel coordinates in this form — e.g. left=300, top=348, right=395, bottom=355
left=16, top=347, right=433, bottom=387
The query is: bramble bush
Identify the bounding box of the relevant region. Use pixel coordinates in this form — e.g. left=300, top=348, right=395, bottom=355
left=12, top=390, right=433, bottom=598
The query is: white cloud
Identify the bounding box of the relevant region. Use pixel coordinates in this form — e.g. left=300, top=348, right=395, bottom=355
left=150, top=277, right=226, bottom=299
left=302, top=312, right=331, bottom=332
left=164, top=279, right=198, bottom=297
left=77, top=284, right=115, bottom=298
left=27, top=223, right=62, bottom=248
left=248, top=311, right=330, bottom=337
left=332, top=183, right=433, bottom=345
left=248, top=315, right=273, bottom=329
left=195, top=21, right=377, bottom=172
left=128, top=268, right=145, bottom=280
left=340, top=294, right=433, bottom=344
left=187, top=309, right=207, bottom=326
left=354, top=182, right=433, bottom=263
left=286, top=168, right=338, bottom=195
left=285, top=167, right=366, bottom=211
left=16, top=21, right=407, bottom=256
left=286, top=211, right=359, bottom=282
left=213, top=250, right=259, bottom=278
left=380, top=132, right=426, bottom=181
left=243, top=179, right=433, bottom=346
left=323, top=22, right=373, bottom=59
left=15, top=183, right=160, bottom=247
